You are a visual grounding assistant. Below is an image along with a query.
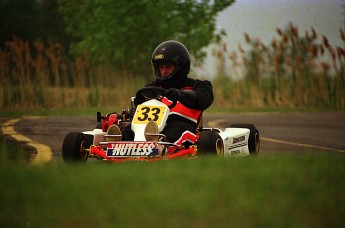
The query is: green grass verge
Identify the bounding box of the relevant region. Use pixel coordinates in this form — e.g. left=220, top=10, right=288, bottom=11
left=0, top=154, right=344, bottom=227
left=0, top=135, right=27, bottom=165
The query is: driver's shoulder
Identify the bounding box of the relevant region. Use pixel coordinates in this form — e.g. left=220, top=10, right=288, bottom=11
left=184, top=78, right=211, bottom=87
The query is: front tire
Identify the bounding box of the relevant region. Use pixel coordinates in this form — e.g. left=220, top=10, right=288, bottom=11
left=62, top=132, right=89, bottom=162
left=230, top=124, right=260, bottom=155
left=197, top=130, right=224, bottom=156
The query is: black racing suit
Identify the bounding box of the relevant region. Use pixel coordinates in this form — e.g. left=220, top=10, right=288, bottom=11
left=122, top=77, right=214, bottom=144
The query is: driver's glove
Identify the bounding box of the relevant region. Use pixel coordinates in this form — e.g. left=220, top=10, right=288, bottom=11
left=163, top=88, right=184, bottom=102
left=134, top=97, right=145, bottom=106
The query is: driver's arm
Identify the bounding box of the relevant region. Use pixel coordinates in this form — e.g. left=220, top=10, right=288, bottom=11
left=163, top=80, right=213, bottom=110
left=180, top=80, right=213, bottom=110
left=133, top=83, right=157, bottom=106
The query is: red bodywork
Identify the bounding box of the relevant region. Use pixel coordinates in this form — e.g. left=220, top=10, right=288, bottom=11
left=91, top=112, right=198, bottom=162
left=89, top=143, right=197, bottom=162
left=102, top=114, right=119, bottom=132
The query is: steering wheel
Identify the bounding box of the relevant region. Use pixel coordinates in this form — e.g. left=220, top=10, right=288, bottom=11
left=135, top=86, right=177, bottom=108
left=135, top=86, right=166, bottom=101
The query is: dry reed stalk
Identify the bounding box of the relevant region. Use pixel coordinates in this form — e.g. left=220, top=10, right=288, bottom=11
left=244, top=33, right=251, bottom=43
left=32, top=40, right=49, bottom=86
left=215, top=23, right=345, bottom=108
left=73, top=56, right=88, bottom=88
left=6, top=37, right=37, bottom=108
left=45, top=42, right=66, bottom=87
left=0, top=51, right=10, bottom=79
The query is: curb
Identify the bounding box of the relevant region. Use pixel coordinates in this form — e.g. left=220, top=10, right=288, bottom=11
left=1, top=118, right=53, bottom=165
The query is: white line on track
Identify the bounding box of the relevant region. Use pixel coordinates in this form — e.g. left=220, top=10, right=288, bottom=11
left=208, top=118, right=345, bottom=154
left=261, top=137, right=345, bottom=153
left=1, top=118, right=53, bottom=165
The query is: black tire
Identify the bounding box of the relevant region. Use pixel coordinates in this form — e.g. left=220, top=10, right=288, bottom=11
left=62, top=132, right=89, bottom=162
left=197, top=130, right=224, bottom=156
left=229, top=124, right=260, bottom=155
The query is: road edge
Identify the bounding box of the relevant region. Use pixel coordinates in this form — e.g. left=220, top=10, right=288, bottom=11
left=1, top=118, right=53, bottom=165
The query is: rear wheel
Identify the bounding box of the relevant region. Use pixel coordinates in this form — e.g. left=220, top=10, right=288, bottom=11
left=230, top=124, right=260, bottom=155
left=197, top=130, right=224, bottom=156
left=62, top=132, right=89, bottom=162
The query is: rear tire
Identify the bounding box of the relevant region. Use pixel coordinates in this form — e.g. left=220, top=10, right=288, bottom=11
left=197, top=130, right=224, bottom=156
left=62, top=132, right=89, bottom=162
left=230, top=124, right=260, bottom=155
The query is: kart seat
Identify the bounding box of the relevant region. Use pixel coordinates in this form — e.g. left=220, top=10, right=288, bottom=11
left=196, top=112, right=204, bottom=130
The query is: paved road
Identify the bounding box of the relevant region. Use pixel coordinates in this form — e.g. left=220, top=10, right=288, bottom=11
left=6, top=112, right=345, bottom=161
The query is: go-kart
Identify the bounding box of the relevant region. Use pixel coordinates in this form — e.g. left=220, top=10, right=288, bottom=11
left=62, top=87, right=260, bottom=163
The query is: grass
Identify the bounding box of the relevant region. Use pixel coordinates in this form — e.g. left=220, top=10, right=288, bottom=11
left=0, top=135, right=28, bottom=165
left=0, top=153, right=344, bottom=227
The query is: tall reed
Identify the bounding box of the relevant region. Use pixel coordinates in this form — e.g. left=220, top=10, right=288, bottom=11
left=0, top=37, right=144, bottom=111
left=212, top=23, right=345, bottom=109
left=1, top=24, right=344, bottom=111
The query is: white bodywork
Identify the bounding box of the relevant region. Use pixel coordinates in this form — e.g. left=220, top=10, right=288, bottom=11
left=131, top=99, right=170, bottom=141
left=219, top=128, right=250, bottom=156
left=83, top=129, right=106, bottom=146
left=83, top=99, right=170, bottom=145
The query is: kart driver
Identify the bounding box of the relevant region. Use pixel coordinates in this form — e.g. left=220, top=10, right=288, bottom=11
left=122, top=40, right=214, bottom=148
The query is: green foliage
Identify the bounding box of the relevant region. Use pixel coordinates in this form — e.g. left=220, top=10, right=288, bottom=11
left=58, top=0, right=234, bottom=76
left=0, top=0, right=38, bottom=47
left=0, top=0, right=72, bottom=50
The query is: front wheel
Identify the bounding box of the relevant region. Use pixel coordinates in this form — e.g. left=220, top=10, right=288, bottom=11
left=197, top=130, right=224, bottom=156
left=62, top=132, right=89, bottom=162
left=230, top=124, right=260, bottom=155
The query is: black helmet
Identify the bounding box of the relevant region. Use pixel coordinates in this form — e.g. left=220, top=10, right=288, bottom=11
left=151, top=40, right=190, bottom=88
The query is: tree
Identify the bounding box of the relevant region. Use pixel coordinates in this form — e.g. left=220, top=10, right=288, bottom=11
left=0, top=0, right=72, bottom=50
left=58, top=0, right=234, bottom=76
left=0, top=0, right=39, bottom=48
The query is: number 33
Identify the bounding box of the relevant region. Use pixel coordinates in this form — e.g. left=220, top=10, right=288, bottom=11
left=137, top=107, right=160, bottom=121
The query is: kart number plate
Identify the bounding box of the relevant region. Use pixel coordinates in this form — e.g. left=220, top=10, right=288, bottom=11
left=133, top=105, right=167, bottom=125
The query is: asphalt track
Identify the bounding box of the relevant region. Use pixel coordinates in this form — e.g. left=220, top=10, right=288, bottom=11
left=1, top=112, right=345, bottom=164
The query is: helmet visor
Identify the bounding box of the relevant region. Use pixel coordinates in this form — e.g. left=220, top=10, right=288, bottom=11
left=158, top=64, right=175, bottom=78
left=153, top=62, right=176, bottom=80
